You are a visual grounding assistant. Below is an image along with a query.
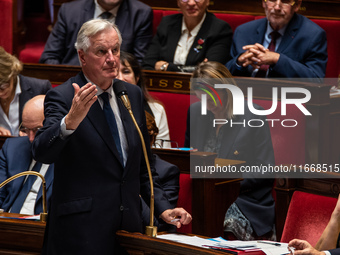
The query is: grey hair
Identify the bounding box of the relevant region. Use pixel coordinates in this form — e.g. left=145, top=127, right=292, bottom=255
left=75, top=19, right=122, bottom=52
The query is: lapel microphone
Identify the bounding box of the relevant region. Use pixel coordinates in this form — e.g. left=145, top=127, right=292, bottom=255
left=113, top=81, right=157, bottom=237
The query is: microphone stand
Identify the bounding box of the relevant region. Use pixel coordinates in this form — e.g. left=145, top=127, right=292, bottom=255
left=119, top=94, right=157, bottom=237
left=0, top=171, right=48, bottom=222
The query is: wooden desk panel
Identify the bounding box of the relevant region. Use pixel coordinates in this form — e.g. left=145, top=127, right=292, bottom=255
left=0, top=213, right=45, bottom=255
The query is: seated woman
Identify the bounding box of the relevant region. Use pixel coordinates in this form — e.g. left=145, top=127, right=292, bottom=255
left=142, top=0, right=232, bottom=72
left=0, top=47, right=51, bottom=136
left=141, top=111, right=180, bottom=232
left=185, top=61, right=276, bottom=240
left=118, top=51, right=171, bottom=147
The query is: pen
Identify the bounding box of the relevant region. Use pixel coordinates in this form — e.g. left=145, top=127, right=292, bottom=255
left=257, top=240, right=281, bottom=246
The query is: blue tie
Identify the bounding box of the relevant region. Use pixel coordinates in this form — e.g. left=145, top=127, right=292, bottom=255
left=100, top=92, right=123, bottom=164
left=11, top=161, right=42, bottom=213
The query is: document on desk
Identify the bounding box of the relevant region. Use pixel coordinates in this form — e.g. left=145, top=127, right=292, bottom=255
left=157, top=235, right=290, bottom=254
left=157, top=234, right=217, bottom=248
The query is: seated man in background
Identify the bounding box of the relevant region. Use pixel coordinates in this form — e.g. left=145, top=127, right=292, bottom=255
left=289, top=194, right=340, bottom=255
left=226, top=0, right=327, bottom=78
left=141, top=111, right=180, bottom=232
left=142, top=0, right=232, bottom=72
left=40, top=0, right=153, bottom=65
left=0, top=95, right=54, bottom=215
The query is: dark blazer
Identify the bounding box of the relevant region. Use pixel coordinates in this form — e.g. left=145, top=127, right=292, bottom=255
left=185, top=102, right=275, bottom=236
left=32, top=73, right=172, bottom=254
left=142, top=12, right=233, bottom=71
left=226, top=14, right=327, bottom=78
left=39, top=0, right=153, bottom=65
left=18, top=74, right=51, bottom=124
left=0, top=136, right=54, bottom=215
left=330, top=249, right=340, bottom=255
left=141, top=154, right=179, bottom=232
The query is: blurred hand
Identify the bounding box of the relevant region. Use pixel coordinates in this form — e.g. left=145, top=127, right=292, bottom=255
left=288, top=239, right=326, bottom=255
left=0, top=126, right=11, bottom=136
left=160, top=207, right=192, bottom=228
left=65, top=83, right=98, bottom=130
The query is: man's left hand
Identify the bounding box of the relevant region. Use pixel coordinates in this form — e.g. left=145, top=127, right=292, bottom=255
left=160, top=208, right=192, bottom=228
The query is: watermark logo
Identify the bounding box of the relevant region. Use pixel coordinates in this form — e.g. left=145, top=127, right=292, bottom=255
left=201, top=84, right=311, bottom=116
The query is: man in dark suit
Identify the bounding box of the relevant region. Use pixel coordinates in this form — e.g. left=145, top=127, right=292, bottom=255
left=33, top=19, right=191, bottom=255
left=142, top=0, right=232, bottom=72
left=0, top=95, right=54, bottom=215
left=39, top=0, right=153, bottom=65
left=226, top=0, right=327, bottom=78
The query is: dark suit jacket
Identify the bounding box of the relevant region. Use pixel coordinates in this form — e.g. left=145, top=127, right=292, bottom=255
left=0, top=136, right=54, bottom=215
left=226, top=14, right=327, bottom=78
left=39, top=0, right=153, bottom=65
left=185, top=101, right=275, bottom=236
left=141, top=154, right=179, bottom=232
left=330, top=249, right=340, bottom=255
left=142, top=12, right=233, bottom=71
left=18, top=74, right=51, bottom=124
left=32, top=73, right=171, bottom=254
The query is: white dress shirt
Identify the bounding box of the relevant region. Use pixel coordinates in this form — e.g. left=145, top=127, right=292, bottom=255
left=19, top=160, right=49, bottom=215
left=173, top=13, right=206, bottom=65
left=94, top=0, right=120, bottom=23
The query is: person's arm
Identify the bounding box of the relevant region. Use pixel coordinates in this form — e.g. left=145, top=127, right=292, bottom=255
left=131, top=7, right=153, bottom=62
left=203, top=21, right=233, bottom=64
left=39, top=4, right=68, bottom=64
left=0, top=140, right=9, bottom=207
left=142, top=24, right=163, bottom=70
left=271, top=29, right=327, bottom=78
left=32, top=83, right=97, bottom=164
left=289, top=239, right=326, bottom=255
left=315, top=194, right=340, bottom=251
left=225, top=28, right=253, bottom=77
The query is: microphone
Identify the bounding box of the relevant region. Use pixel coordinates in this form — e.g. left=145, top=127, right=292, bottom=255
left=114, top=82, right=157, bottom=237
left=0, top=171, right=48, bottom=222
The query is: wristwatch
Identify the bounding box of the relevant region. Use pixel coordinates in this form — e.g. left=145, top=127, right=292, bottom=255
left=160, top=63, right=167, bottom=71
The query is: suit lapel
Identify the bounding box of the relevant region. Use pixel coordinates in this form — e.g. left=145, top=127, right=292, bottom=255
left=35, top=164, right=54, bottom=209
left=76, top=72, right=124, bottom=167
left=115, top=0, right=128, bottom=31
left=277, top=14, right=300, bottom=53
left=218, top=115, right=243, bottom=158
left=83, top=0, right=95, bottom=21
left=166, top=16, right=183, bottom=62
left=87, top=101, right=123, bottom=166
left=18, top=76, right=32, bottom=123
left=186, top=12, right=210, bottom=65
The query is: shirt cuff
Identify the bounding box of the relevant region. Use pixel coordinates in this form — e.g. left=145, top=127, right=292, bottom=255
left=60, top=116, right=75, bottom=139
left=323, top=251, right=331, bottom=255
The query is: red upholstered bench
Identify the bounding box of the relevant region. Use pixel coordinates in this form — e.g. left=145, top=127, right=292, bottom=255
left=280, top=191, right=338, bottom=246
left=0, top=0, right=13, bottom=53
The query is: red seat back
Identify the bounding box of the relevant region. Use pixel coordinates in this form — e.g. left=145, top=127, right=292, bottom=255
left=0, top=0, right=13, bottom=53
left=280, top=191, right=337, bottom=246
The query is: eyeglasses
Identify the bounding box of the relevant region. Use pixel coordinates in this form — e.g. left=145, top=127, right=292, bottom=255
left=0, top=82, right=10, bottom=91
left=19, top=123, right=42, bottom=135
left=265, top=0, right=296, bottom=6
left=180, top=0, right=202, bottom=3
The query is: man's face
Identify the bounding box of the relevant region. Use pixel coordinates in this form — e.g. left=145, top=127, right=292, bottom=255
left=177, top=0, right=209, bottom=20
left=262, top=0, right=301, bottom=30
left=97, top=0, right=123, bottom=11
left=79, top=27, right=120, bottom=90
left=20, top=110, right=44, bottom=143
